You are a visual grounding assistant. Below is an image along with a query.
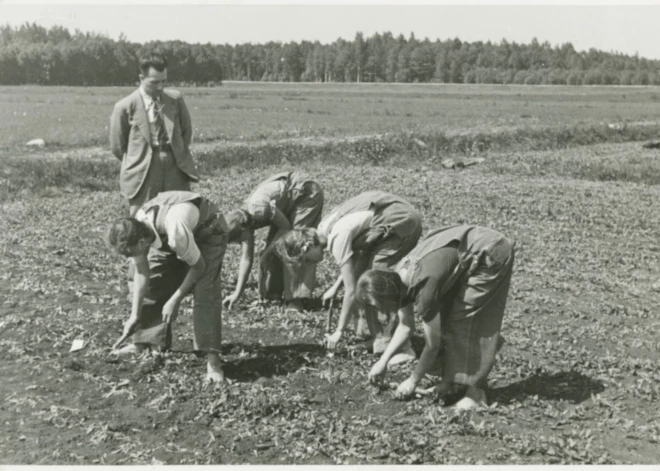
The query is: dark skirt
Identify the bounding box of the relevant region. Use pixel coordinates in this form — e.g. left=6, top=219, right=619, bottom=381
left=439, top=236, right=515, bottom=388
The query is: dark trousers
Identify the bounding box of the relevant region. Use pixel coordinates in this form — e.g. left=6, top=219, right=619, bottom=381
left=128, top=148, right=191, bottom=216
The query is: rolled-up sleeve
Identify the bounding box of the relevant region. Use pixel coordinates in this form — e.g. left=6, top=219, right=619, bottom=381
left=165, top=203, right=201, bottom=266
left=413, top=277, right=443, bottom=323
left=327, top=211, right=374, bottom=267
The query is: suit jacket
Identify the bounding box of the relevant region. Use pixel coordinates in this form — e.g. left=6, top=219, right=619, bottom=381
left=109, top=88, right=199, bottom=199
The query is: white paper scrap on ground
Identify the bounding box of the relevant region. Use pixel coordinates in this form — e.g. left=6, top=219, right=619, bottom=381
left=69, top=339, right=86, bottom=352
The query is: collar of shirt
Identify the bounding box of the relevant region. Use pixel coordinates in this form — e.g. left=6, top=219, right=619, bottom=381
left=139, top=86, right=154, bottom=108
left=135, top=207, right=163, bottom=250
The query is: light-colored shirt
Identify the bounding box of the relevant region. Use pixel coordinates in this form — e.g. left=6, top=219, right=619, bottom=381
left=134, top=202, right=201, bottom=266
left=246, top=180, right=286, bottom=227
left=139, top=87, right=162, bottom=146
left=321, top=210, right=374, bottom=267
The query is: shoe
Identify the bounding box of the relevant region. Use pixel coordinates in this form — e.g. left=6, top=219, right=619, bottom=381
left=111, top=343, right=150, bottom=357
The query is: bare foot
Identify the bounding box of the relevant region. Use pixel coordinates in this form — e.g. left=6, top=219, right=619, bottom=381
left=447, top=396, right=481, bottom=410
left=111, top=343, right=149, bottom=357
left=206, top=353, right=225, bottom=383
left=447, top=387, right=487, bottom=410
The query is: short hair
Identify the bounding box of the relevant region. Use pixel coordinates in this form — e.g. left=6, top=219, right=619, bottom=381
left=356, top=269, right=405, bottom=313
left=106, top=218, right=152, bottom=257
left=139, top=53, right=168, bottom=75
left=224, top=209, right=253, bottom=243
left=274, top=228, right=318, bottom=265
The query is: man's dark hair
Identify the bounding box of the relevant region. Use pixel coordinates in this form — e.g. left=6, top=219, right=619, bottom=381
left=139, top=53, right=168, bottom=75
left=106, top=217, right=153, bottom=257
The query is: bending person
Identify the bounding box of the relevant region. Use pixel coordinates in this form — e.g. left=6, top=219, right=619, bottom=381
left=223, top=171, right=323, bottom=312
left=107, top=191, right=228, bottom=382
left=274, top=190, right=423, bottom=359
left=356, top=225, right=515, bottom=409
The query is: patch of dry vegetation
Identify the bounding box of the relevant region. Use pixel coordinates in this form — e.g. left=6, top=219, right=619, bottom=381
left=2, top=83, right=659, bottom=464
left=1, top=164, right=660, bottom=464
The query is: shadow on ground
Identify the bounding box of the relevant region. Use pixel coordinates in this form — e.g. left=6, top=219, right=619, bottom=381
left=489, top=370, right=605, bottom=404
left=221, top=342, right=326, bottom=382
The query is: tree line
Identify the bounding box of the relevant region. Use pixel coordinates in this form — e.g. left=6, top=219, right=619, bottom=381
left=1, top=23, right=659, bottom=86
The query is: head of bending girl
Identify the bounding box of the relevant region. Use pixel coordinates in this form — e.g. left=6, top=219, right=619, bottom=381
left=356, top=269, right=407, bottom=325
left=274, top=228, right=327, bottom=265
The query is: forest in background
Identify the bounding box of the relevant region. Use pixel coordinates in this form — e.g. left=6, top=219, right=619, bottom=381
left=1, top=23, right=660, bottom=86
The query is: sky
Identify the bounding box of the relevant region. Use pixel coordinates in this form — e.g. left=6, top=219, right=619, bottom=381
left=2, top=1, right=660, bottom=59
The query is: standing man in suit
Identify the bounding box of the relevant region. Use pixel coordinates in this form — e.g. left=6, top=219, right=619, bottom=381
left=110, top=53, right=199, bottom=215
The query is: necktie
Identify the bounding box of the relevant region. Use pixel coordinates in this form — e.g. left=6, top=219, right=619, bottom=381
left=153, top=97, right=168, bottom=146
